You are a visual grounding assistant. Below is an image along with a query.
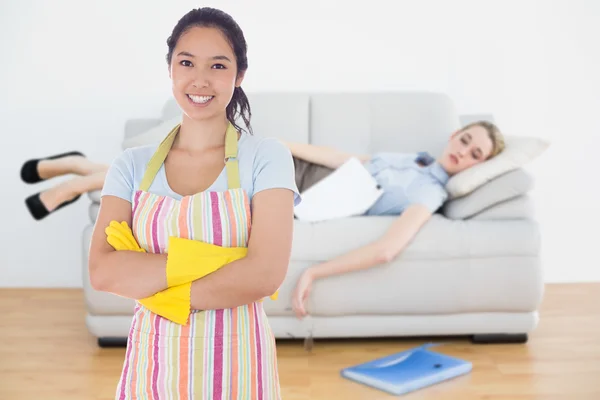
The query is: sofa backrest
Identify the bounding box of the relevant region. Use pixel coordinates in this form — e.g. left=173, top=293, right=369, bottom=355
left=159, top=91, right=461, bottom=156
left=308, top=92, right=460, bottom=156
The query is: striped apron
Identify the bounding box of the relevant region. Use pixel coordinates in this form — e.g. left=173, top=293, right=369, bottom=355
left=115, top=123, right=281, bottom=399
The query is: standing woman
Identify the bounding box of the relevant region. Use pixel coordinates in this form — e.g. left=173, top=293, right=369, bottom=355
left=88, top=7, right=300, bottom=399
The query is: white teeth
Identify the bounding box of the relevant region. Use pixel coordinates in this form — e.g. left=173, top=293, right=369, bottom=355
left=188, top=94, right=213, bottom=104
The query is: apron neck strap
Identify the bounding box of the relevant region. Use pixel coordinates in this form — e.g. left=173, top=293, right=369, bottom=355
left=139, top=122, right=241, bottom=192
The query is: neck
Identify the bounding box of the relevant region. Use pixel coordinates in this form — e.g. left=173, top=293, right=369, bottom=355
left=435, top=156, right=454, bottom=176
left=175, top=114, right=230, bottom=152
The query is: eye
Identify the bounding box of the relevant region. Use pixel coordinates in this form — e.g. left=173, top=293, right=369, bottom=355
left=212, top=64, right=226, bottom=69
left=180, top=60, right=193, bottom=67
left=461, top=137, right=468, bottom=145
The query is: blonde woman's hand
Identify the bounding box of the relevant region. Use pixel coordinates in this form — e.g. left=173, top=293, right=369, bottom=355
left=292, top=268, right=315, bottom=319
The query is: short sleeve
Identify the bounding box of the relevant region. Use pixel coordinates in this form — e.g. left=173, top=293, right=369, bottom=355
left=252, top=138, right=301, bottom=206
left=101, top=149, right=135, bottom=203
left=406, top=184, right=448, bottom=213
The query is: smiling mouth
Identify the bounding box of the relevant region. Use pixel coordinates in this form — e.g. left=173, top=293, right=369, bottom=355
left=450, top=154, right=458, bottom=164
left=186, top=94, right=214, bottom=104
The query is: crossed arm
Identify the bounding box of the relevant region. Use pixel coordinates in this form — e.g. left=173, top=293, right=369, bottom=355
left=87, top=188, right=295, bottom=310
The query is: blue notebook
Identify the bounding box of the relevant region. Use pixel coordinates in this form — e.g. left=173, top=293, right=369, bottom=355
left=340, top=345, right=472, bottom=396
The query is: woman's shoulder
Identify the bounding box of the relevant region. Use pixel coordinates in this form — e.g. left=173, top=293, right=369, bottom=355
left=238, top=132, right=291, bottom=165
left=116, top=144, right=159, bottom=166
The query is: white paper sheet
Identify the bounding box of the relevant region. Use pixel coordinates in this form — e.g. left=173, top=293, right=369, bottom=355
left=294, top=157, right=384, bottom=222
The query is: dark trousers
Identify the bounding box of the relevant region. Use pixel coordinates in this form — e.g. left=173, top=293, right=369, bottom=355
left=292, top=156, right=335, bottom=193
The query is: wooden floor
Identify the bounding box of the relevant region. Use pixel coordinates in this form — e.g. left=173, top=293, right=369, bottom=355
left=0, top=283, right=599, bottom=400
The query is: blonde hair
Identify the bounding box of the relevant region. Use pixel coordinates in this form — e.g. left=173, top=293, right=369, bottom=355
left=461, top=120, right=505, bottom=159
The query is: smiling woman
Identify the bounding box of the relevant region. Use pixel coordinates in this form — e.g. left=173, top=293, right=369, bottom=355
left=84, top=7, right=300, bottom=400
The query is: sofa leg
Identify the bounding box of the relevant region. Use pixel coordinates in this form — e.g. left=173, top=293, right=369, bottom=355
left=98, top=337, right=128, bottom=348
left=471, top=333, right=528, bottom=344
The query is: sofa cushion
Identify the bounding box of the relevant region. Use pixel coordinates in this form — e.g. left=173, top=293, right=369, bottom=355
left=305, top=253, right=543, bottom=316
left=267, top=217, right=542, bottom=317
left=442, top=168, right=534, bottom=220
left=445, top=135, right=549, bottom=198
left=290, top=214, right=539, bottom=262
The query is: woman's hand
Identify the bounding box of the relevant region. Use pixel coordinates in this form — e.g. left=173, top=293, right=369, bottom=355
left=292, top=268, right=315, bottom=319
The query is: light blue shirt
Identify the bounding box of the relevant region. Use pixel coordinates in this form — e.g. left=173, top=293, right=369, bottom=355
left=363, top=152, right=450, bottom=215
left=101, top=132, right=302, bottom=207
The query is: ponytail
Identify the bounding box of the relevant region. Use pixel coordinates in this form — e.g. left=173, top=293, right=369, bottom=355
left=226, top=86, right=252, bottom=135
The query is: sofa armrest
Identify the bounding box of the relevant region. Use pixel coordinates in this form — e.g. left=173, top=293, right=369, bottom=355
left=469, top=194, right=535, bottom=220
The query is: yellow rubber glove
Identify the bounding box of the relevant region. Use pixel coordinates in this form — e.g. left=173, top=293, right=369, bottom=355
left=105, top=221, right=191, bottom=324
left=137, top=282, right=192, bottom=325
left=105, top=221, right=146, bottom=252
left=166, top=236, right=247, bottom=286
left=166, top=236, right=280, bottom=301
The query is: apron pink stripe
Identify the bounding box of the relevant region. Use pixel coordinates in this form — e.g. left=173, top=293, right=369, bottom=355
left=118, top=314, right=138, bottom=400
left=144, top=196, right=161, bottom=253
left=132, top=190, right=142, bottom=216
left=151, top=197, right=165, bottom=253
left=254, top=302, right=264, bottom=400
left=145, top=312, right=156, bottom=399
left=213, top=309, right=224, bottom=399
left=224, top=191, right=237, bottom=247
left=210, top=192, right=222, bottom=246
left=151, top=314, right=161, bottom=399
left=132, top=192, right=149, bottom=230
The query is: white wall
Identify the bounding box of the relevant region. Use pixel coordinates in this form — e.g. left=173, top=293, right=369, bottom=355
left=1, top=0, right=598, bottom=287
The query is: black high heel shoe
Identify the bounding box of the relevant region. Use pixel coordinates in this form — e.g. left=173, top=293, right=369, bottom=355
left=20, top=151, right=85, bottom=184
left=25, top=192, right=81, bottom=221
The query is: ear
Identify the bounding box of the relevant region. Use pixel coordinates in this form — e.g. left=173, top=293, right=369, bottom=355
left=235, top=70, right=246, bottom=87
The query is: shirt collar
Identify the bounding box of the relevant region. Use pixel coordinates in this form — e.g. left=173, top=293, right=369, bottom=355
left=415, top=152, right=450, bottom=186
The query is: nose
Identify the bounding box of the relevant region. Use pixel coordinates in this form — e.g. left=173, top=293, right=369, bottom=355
left=193, top=79, right=209, bottom=89
left=192, top=73, right=209, bottom=89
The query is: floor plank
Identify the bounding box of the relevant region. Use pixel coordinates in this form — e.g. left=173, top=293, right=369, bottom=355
left=0, top=283, right=599, bottom=399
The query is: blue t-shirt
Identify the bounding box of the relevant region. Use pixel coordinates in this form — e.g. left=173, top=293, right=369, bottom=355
left=101, top=132, right=302, bottom=207
left=363, top=152, right=450, bottom=215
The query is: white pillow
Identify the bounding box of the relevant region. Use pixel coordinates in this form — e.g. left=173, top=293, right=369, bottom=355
left=445, top=135, right=550, bottom=199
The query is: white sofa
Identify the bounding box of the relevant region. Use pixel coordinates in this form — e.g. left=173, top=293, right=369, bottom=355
left=83, top=91, right=543, bottom=347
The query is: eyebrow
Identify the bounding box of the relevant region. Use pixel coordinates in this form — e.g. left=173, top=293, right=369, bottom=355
left=463, top=132, right=483, bottom=157
left=176, top=52, right=232, bottom=62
